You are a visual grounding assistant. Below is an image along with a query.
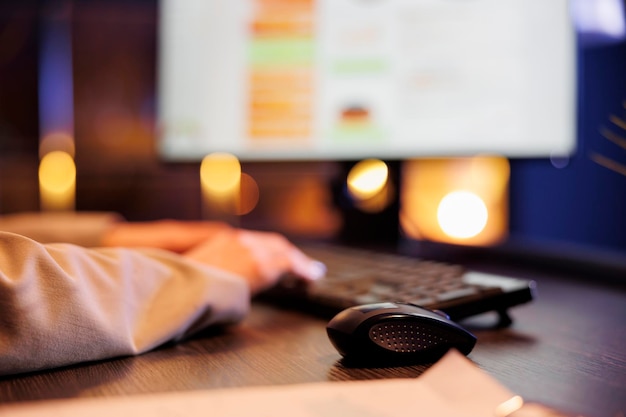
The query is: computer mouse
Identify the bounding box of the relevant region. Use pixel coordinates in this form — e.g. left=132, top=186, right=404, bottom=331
left=326, top=302, right=476, bottom=365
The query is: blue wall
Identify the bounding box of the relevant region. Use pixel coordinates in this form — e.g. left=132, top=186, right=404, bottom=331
left=509, top=39, right=626, bottom=255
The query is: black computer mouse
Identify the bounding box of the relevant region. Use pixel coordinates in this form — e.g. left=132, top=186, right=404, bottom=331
left=326, top=302, right=476, bottom=365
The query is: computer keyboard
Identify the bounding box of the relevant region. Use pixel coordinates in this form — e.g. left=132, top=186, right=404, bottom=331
left=260, top=243, right=536, bottom=325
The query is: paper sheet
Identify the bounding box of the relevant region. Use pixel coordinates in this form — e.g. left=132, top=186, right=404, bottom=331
left=0, top=350, right=524, bottom=417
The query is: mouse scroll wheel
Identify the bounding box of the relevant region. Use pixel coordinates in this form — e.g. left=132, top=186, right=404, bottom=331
left=368, top=322, right=446, bottom=353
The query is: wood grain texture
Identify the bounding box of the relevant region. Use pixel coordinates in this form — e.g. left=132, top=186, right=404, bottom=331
left=1, top=271, right=624, bottom=417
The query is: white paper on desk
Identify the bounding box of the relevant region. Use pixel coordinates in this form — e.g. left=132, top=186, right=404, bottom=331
left=0, top=350, right=516, bottom=417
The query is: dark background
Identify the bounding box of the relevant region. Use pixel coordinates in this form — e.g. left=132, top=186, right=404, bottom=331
left=1, top=0, right=625, bottom=273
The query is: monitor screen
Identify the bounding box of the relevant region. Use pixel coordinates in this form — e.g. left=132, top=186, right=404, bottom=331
left=156, top=0, right=576, bottom=161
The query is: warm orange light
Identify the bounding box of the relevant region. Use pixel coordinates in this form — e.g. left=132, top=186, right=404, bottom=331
left=437, top=191, right=488, bottom=239
left=400, top=156, right=509, bottom=246
left=267, top=176, right=342, bottom=238
left=39, top=151, right=76, bottom=211
left=347, top=159, right=393, bottom=212
left=200, top=152, right=241, bottom=195
left=235, top=173, right=260, bottom=216
left=347, top=159, right=388, bottom=200
left=199, top=153, right=261, bottom=219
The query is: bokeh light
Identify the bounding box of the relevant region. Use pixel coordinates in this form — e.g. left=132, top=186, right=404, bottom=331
left=235, top=173, right=260, bottom=216
left=347, top=159, right=388, bottom=200
left=200, top=152, right=262, bottom=217
left=346, top=159, right=394, bottom=213
left=400, top=156, right=508, bottom=246
left=200, top=152, right=241, bottom=195
left=39, top=151, right=76, bottom=210
left=437, top=190, right=488, bottom=239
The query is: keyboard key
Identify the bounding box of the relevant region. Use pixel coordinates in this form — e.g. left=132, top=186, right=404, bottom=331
left=261, top=242, right=535, bottom=322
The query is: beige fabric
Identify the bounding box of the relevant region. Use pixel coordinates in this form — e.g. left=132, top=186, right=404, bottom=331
left=0, top=211, right=123, bottom=247
left=0, top=232, right=250, bottom=376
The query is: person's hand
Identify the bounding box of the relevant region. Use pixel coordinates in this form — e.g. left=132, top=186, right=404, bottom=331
left=182, top=228, right=326, bottom=295
left=102, top=220, right=231, bottom=253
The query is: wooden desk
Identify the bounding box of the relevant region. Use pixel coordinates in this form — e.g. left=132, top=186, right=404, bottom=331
left=0, top=270, right=625, bottom=417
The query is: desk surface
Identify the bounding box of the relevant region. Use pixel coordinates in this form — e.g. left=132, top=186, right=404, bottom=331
left=0, top=269, right=625, bottom=417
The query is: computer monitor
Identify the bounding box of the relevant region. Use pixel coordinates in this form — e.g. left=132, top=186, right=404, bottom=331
left=156, top=0, right=576, bottom=162
left=156, top=0, right=626, bottom=279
